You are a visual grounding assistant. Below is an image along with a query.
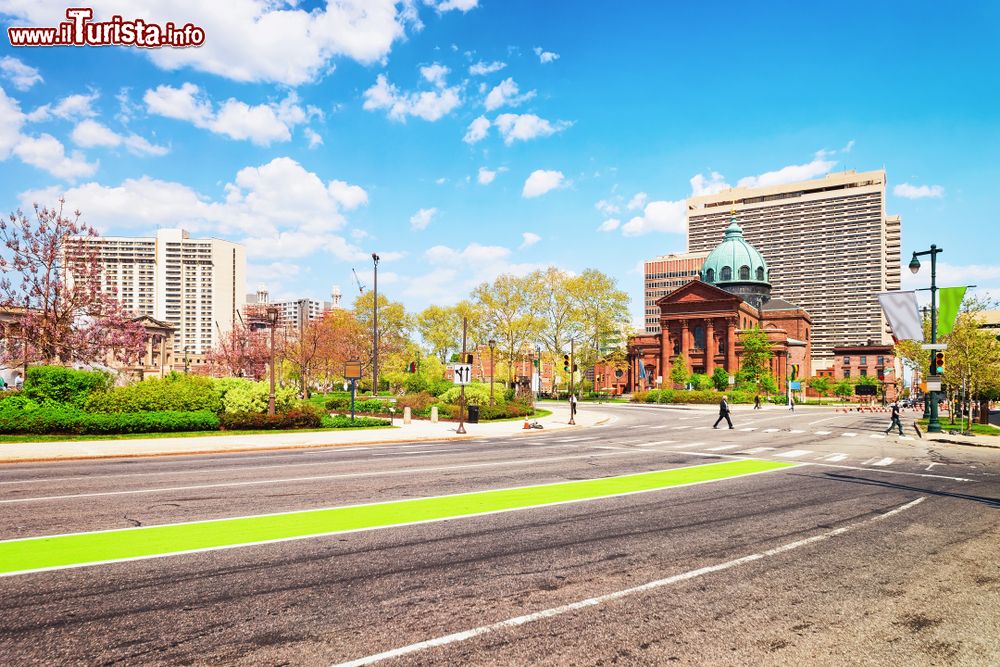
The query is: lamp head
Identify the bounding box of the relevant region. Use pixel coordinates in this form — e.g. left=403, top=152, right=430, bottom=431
left=908, top=253, right=921, bottom=274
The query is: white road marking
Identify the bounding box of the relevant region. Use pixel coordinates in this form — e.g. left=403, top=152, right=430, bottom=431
left=550, top=436, right=591, bottom=443
left=871, top=457, right=894, bottom=467
left=740, top=447, right=775, bottom=454
left=371, top=450, right=439, bottom=456
left=814, top=430, right=832, bottom=435
left=822, top=453, right=849, bottom=462
left=900, top=436, right=914, bottom=441
left=762, top=428, right=780, bottom=433
left=926, top=463, right=939, bottom=471
left=705, top=445, right=739, bottom=451
left=808, top=416, right=840, bottom=425
left=627, top=425, right=647, bottom=429
left=331, top=498, right=927, bottom=667
left=788, top=429, right=805, bottom=434
left=739, top=427, right=757, bottom=432
left=648, top=425, right=672, bottom=430
left=633, top=440, right=677, bottom=448
left=692, top=426, right=711, bottom=430
left=870, top=434, right=886, bottom=439
left=841, top=432, right=858, bottom=437
left=776, top=450, right=812, bottom=458
left=672, top=425, right=695, bottom=430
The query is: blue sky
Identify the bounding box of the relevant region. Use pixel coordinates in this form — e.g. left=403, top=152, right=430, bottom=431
left=1, top=0, right=997, bottom=324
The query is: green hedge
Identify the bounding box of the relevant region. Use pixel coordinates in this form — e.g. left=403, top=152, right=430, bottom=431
left=220, top=410, right=322, bottom=430
left=0, top=406, right=219, bottom=435
left=631, top=389, right=757, bottom=404
left=321, top=415, right=392, bottom=428
left=85, top=373, right=222, bottom=413
left=24, top=366, right=112, bottom=406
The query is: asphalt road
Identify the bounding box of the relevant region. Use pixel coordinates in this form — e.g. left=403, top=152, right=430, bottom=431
left=1, top=404, right=997, bottom=666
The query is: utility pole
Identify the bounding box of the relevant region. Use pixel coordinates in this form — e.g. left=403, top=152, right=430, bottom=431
left=569, top=338, right=576, bottom=426
left=372, top=252, right=379, bottom=398
left=909, top=245, right=943, bottom=433
left=457, top=317, right=468, bottom=435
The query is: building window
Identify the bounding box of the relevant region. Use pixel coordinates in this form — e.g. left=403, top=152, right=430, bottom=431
left=877, top=355, right=884, bottom=365
left=705, top=268, right=715, bottom=283
left=860, top=369, right=867, bottom=377
left=844, top=369, right=851, bottom=378
left=721, top=266, right=732, bottom=281
left=860, top=355, right=867, bottom=365
left=739, top=265, right=750, bottom=280
left=843, top=356, right=850, bottom=366
left=693, top=325, right=705, bottom=350
left=756, top=266, right=765, bottom=281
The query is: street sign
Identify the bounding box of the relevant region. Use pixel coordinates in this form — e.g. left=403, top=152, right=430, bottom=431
left=921, top=343, right=948, bottom=350
left=344, top=360, right=362, bottom=380
left=790, top=381, right=801, bottom=390
left=926, top=381, right=942, bottom=391
left=452, top=363, right=472, bottom=385
left=728, top=375, right=735, bottom=386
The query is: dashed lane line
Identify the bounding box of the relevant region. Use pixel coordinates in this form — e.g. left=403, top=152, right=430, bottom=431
left=814, top=430, right=832, bottom=435
left=739, top=427, right=757, bottom=432
left=776, top=450, right=812, bottom=458
left=762, top=428, right=780, bottom=433
left=870, top=434, right=887, bottom=439
left=822, top=453, right=849, bottom=462
left=705, top=445, right=739, bottom=452
left=331, top=498, right=927, bottom=667
left=789, top=429, right=805, bottom=434
left=841, top=432, right=858, bottom=437
left=871, top=457, right=895, bottom=467
left=739, top=447, right=776, bottom=455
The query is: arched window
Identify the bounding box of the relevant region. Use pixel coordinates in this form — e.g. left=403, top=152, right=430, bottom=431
left=693, top=325, right=705, bottom=349
left=756, top=266, right=765, bottom=281
left=720, top=266, right=732, bottom=281
left=705, top=268, right=715, bottom=283
left=739, top=265, right=750, bottom=280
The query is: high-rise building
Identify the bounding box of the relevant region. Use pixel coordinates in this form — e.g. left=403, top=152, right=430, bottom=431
left=686, top=170, right=901, bottom=368
left=69, top=229, right=246, bottom=357
left=246, top=285, right=338, bottom=331
left=643, top=252, right=709, bottom=333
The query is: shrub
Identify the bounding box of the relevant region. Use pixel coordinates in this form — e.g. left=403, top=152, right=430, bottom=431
left=218, top=380, right=296, bottom=414
left=321, top=415, right=392, bottom=428
left=476, top=400, right=534, bottom=420
left=220, top=409, right=322, bottom=430
left=631, top=391, right=649, bottom=403
left=427, top=378, right=453, bottom=396
left=0, top=404, right=219, bottom=435
left=353, top=399, right=393, bottom=414
left=395, top=391, right=436, bottom=413
left=24, top=366, right=112, bottom=406
left=86, top=374, right=222, bottom=413
left=325, top=396, right=352, bottom=410
left=438, top=383, right=504, bottom=407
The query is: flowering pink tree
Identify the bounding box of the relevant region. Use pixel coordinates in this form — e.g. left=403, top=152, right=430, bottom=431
left=0, top=199, right=146, bottom=366
left=202, top=317, right=271, bottom=380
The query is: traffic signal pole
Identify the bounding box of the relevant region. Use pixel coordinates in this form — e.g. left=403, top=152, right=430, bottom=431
left=569, top=338, right=576, bottom=425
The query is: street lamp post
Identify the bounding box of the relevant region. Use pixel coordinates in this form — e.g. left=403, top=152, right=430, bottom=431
left=183, top=345, right=189, bottom=374
left=266, top=306, right=279, bottom=417
left=909, top=245, right=943, bottom=433
left=371, top=252, right=379, bottom=398
left=488, top=338, right=496, bottom=406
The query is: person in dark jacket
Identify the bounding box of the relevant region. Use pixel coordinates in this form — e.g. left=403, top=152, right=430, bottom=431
left=885, top=402, right=904, bottom=435
left=753, top=395, right=761, bottom=410
left=714, top=396, right=734, bottom=429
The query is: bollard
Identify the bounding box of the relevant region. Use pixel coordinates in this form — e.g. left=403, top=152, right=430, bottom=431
left=431, top=406, right=438, bottom=423
left=404, top=406, right=411, bottom=424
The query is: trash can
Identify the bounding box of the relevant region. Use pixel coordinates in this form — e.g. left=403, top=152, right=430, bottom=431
left=466, top=405, right=480, bottom=423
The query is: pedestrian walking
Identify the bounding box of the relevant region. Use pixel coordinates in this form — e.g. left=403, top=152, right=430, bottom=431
left=885, top=402, right=904, bottom=436
left=789, top=396, right=795, bottom=412
left=753, top=395, right=761, bottom=410
left=569, top=393, right=578, bottom=421
left=714, top=395, right=734, bottom=429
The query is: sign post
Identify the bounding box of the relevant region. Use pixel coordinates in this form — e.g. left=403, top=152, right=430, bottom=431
left=344, top=360, right=363, bottom=421
left=456, top=318, right=469, bottom=434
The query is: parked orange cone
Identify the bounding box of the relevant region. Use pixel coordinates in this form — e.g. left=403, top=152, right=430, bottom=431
left=523, top=416, right=531, bottom=429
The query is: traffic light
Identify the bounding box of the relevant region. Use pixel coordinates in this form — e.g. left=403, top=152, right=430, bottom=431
left=934, top=352, right=945, bottom=374
left=573, top=363, right=579, bottom=372
left=563, top=354, right=570, bottom=372
left=464, top=353, right=474, bottom=365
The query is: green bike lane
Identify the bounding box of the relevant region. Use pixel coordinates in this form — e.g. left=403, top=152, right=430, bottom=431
left=0, top=458, right=797, bottom=577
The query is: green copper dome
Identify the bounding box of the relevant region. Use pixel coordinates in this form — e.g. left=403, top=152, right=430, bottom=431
left=700, top=220, right=770, bottom=287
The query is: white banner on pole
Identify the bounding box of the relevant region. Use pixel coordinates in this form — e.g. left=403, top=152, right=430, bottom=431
left=878, top=291, right=923, bottom=341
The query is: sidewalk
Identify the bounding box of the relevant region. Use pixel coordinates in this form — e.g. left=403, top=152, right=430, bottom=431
left=0, top=405, right=615, bottom=464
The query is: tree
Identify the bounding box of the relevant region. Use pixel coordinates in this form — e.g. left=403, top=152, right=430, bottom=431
left=568, top=268, right=631, bottom=370
left=416, top=304, right=462, bottom=362
left=941, top=297, right=1000, bottom=429
left=833, top=379, right=853, bottom=402
left=670, top=354, right=688, bottom=388
left=711, top=367, right=730, bottom=392
left=353, top=291, right=413, bottom=387
left=203, top=317, right=270, bottom=380
left=737, top=327, right=774, bottom=394
left=472, top=274, right=540, bottom=384
left=689, top=372, right=712, bottom=391
left=0, top=200, right=145, bottom=367
left=808, top=377, right=831, bottom=404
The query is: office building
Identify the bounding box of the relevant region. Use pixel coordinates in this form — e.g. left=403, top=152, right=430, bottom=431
left=643, top=251, right=709, bottom=333
left=686, top=170, right=901, bottom=368
left=246, top=285, right=341, bottom=331
left=68, top=228, right=246, bottom=357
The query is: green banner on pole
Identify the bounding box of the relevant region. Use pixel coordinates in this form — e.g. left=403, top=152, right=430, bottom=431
left=937, top=286, right=967, bottom=337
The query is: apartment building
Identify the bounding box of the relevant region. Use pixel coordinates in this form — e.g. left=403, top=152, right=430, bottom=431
left=246, top=285, right=343, bottom=331
left=686, top=170, right=901, bottom=368
left=642, top=251, right=709, bottom=333
left=69, top=229, right=246, bottom=357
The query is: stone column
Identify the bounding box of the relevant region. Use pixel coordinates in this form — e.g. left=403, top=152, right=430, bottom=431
left=680, top=319, right=690, bottom=370
left=660, top=323, right=671, bottom=387
left=726, top=318, right=737, bottom=374
left=159, top=334, right=167, bottom=378
left=705, top=319, right=715, bottom=376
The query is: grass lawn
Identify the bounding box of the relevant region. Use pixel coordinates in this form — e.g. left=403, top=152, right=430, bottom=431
left=917, top=418, right=1000, bottom=436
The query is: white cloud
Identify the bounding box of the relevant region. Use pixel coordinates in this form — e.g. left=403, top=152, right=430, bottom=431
left=26, top=92, right=99, bottom=122
left=304, top=127, right=323, bottom=148
left=519, top=231, right=541, bottom=248
left=494, top=113, right=571, bottom=145
left=595, top=199, right=620, bottom=216
left=144, top=83, right=317, bottom=145
left=621, top=199, right=686, bottom=236
left=689, top=171, right=730, bottom=196
left=0, top=56, right=42, bottom=90
left=0, top=86, right=26, bottom=159
left=434, top=177, right=447, bottom=185
left=403, top=241, right=543, bottom=304
left=420, top=63, right=450, bottom=88
left=484, top=77, right=535, bottom=111
left=329, top=179, right=369, bottom=209
left=842, top=139, right=855, bottom=153
left=463, top=114, right=490, bottom=143
left=533, top=46, right=560, bottom=63
left=469, top=60, right=506, bottom=76
left=410, top=207, right=438, bottom=230
left=477, top=167, right=496, bottom=184
left=426, top=0, right=479, bottom=11
left=597, top=218, right=621, bottom=232
left=0, top=1, right=425, bottom=86
left=522, top=169, right=565, bottom=198
left=363, top=73, right=461, bottom=122
left=627, top=192, right=648, bottom=211
left=70, top=119, right=168, bottom=156
left=13, top=133, right=98, bottom=180
left=894, top=183, right=944, bottom=199
left=736, top=156, right=836, bottom=188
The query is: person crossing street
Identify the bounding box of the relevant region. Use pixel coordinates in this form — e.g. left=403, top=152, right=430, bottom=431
left=714, top=395, right=734, bottom=429
left=885, top=402, right=904, bottom=436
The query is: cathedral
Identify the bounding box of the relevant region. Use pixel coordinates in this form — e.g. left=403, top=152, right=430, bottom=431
left=628, top=219, right=812, bottom=392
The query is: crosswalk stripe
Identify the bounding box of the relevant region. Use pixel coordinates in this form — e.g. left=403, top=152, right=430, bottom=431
left=648, top=425, right=672, bottom=429
left=672, top=425, right=695, bottom=430
left=814, top=430, right=832, bottom=435
left=762, top=428, right=780, bottom=433
left=739, top=427, right=757, bottom=432
left=627, top=425, right=646, bottom=429
left=900, top=436, right=914, bottom=441
left=789, top=429, right=805, bottom=434
left=870, top=434, right=886, bottom=439
left=776, top=450, right=812, bottom=458
left=871, top=457, right=894, bottom=466
left=706, top=445, right=739, bottom=451
left=822, top=453, right=848, bottom=462
left=740, top=447, right=776, bottom=454
left=841, top=432, right=858, bottom=437
left=634, top=440, right=677, bottom=447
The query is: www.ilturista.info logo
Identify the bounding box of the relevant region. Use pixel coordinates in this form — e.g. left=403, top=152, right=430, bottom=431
left=7, top=8, right=206, bottom=48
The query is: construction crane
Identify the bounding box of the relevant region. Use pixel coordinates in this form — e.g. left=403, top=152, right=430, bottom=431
left=352, top=268, right=366, bottom=294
